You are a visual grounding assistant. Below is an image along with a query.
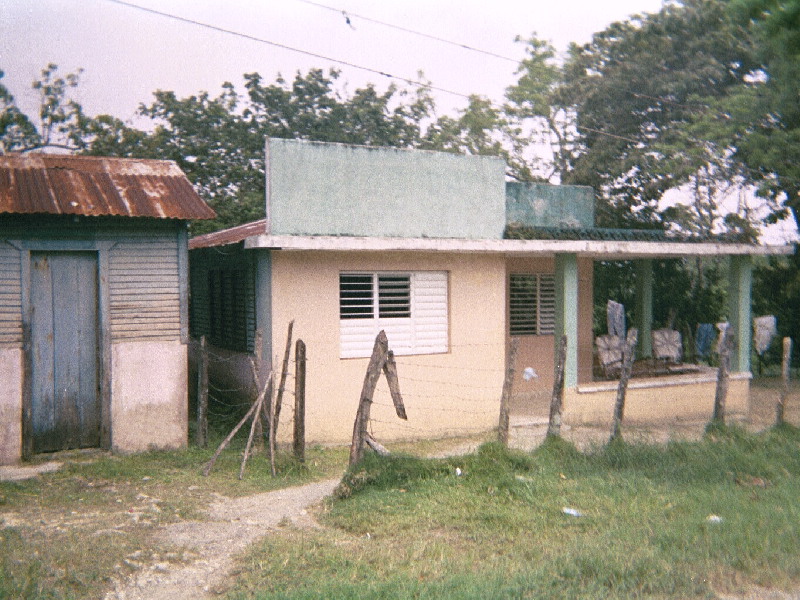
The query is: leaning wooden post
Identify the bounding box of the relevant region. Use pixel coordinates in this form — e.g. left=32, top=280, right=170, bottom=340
left=196, top=335, right=209, bottom=448
left=777, top=337, right=792, bottom=426
left=498, top=338, right=520, bottom=447
left=382, top=350, right=407, bottom=421
left=202, top=372, right=273, bottom=477
left=547, top=335, right=568, bottom=438
left=252, top=330, right=264, bottom=452
left=272, top=320, right=294, bottom=444
left=349, top=331, right=389, bottom=467
left=712, top=326, right=735, bottom=425
left=610, top=328, right=638, bottom=443
left=293, top=339, right=306, bottom=462
left=239, top=379, right=268, bottom=480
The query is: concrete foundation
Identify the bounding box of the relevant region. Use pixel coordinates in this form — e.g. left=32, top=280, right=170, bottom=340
left=111, top=341, right=188, bottom=453
left=563, top=371, right=751, bottom=425
left=0, top=348, right=23, bottom=465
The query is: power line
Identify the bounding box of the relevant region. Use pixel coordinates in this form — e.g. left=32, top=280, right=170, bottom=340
left=104, top=0, right=474, bottom=102
left=294, top=0, right=520, bottom=64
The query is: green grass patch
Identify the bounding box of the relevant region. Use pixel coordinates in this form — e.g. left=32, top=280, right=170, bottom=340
left=229, top=429, right=800, bottom=599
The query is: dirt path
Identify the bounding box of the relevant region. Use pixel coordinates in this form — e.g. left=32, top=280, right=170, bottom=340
left=103, top=478, right=340, bottom=600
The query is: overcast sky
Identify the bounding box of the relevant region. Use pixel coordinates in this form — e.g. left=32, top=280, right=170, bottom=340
left=2, top=0, right=667, bottom=121
left=2, top=0, right=797, bottom=242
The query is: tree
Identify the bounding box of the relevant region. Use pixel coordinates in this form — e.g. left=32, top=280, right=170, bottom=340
left=561, top=0, right=761, bottom=233
left=504, top=36, right=577, bottom=182
left=0, top=64, right=89, bottom=154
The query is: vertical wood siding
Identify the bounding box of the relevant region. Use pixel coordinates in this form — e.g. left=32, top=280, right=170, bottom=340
left=109, top=232, right=182, bottom=342
left=189, top=246, right=256, bottom=353
left=0, top=242, right=22, bottom=346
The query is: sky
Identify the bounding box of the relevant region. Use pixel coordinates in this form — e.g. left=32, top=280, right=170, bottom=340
left=1, top=0, right=797, bottom=242
left=1, top=0, right=667, bottom=122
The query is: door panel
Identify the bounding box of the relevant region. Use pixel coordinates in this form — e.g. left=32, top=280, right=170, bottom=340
left=30, top=252, right=100, bottom=453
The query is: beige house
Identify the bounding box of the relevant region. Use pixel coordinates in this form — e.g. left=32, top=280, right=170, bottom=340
left=188, top=139, right=792, bottom=445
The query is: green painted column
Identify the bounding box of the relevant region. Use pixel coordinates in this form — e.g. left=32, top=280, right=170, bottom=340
left=555, top=253, right=579, bottom=387
left=728, top=255, right=753, bottom=372
left=635, top=259, right=654, bottom=359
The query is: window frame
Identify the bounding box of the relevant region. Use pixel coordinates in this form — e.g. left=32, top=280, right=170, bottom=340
left=339, top=270, right=448, bottom=358
left=509, top=272, right=555, bottom=336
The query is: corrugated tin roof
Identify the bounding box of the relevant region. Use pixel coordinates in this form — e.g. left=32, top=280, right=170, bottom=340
left=189, top=219, right=268, bottom=249
left=0, top=153, right=216, bottom=220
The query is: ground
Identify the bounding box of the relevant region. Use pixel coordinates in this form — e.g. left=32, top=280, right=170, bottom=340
left=2, top=377, right=798, bottom=599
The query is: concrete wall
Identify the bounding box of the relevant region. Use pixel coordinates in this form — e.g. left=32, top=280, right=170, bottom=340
left=563, top=372, right=750, bottom=425
left=0, top=348, right=22, bottom=465
left=266, top=138, right=507, bottom=240
left=269, top=250, right=507, bottom=444
left=110, top=341, right=188, bottom=453
left=506, top=182, right=595, bottom=229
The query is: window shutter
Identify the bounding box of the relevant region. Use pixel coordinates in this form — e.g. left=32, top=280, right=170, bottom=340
left=340, top=271, right=447, bottom=358
left=509, top=274, right=537, bottom=335
left=538, top=274, right=556, bottom=335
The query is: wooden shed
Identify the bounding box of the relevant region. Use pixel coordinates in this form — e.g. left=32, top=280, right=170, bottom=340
left=0, top=154, right=215, bottom=464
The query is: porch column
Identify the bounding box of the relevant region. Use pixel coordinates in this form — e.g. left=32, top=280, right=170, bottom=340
left=728, top=255, right=753, bottom=372
left=555, top=253, right=579, bottom=387
left=635, top=259, right=653, bottom=358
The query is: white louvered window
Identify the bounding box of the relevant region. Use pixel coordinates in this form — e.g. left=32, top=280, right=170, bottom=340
left=340, top=271, right=448, bottom=358
left=509, top=273, right=555, bottom=336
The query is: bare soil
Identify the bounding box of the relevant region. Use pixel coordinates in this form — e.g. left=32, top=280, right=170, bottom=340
left=103, top=478, right=340, bottom=600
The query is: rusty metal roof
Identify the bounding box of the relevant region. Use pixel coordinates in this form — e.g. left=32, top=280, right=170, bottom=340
left=189, top=219, right=268, bottom=249
left=0, top=154, right=216, bottom=220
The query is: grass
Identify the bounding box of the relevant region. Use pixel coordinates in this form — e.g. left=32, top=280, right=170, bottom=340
left=0, top=429, right=349, bottom=600
left=227, top=425, right=800, bottom=600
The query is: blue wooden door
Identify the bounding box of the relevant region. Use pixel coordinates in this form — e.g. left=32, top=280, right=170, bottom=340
left=30, top=252, right=100, bottom=453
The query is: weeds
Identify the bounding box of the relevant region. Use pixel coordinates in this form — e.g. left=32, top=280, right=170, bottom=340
left=231, top=426, right=800, bottom=599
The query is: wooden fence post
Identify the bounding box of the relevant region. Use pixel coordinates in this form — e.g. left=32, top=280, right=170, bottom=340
left=349, top=331, right=389, bottom=467
left=711, top=326, right=735, bottom=425
left=547, top=335, right=568, bottom=439
left=272, top=321, right=294, bottom=443
left=382, top=350, right=407, bottom=420
left=777, top=336, right=792, bottom=426
left=202, top=372, right=273, bottom=477
left=293, top=339, right=306, bottom=462
left=196, top=335, right=209, bottom=448
left=498, top=338, right=520, bottom=447
left=610, top=328, right=638, bottom=443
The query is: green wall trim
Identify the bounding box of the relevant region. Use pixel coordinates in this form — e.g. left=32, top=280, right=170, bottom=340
left=728, top=255, right=753, bottom=372
left=555, top=253, right=579, bottom=387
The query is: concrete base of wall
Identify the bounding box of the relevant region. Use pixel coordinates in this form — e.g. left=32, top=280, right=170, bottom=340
left=0, top=348, right=23, bottom=465
left=563, top=371, right=750, bottom=426
left=111, top=341, right=188, bottom=453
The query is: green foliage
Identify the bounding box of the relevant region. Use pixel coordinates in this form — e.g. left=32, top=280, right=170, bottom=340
left=231, top=428, right=800, bottom=599
left=593, top=257, right=726, bottom=339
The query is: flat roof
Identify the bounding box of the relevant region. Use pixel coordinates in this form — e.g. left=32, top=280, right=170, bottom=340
left=241, top=233, right=794, bottom=259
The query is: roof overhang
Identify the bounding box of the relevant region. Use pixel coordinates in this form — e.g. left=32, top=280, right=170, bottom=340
left=242, top=233, right=794, bottom=259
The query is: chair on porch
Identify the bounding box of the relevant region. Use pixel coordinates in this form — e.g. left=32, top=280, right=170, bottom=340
left=595, top=334, right=624, bottom=378
left=652, top=328, right=682, bottom=369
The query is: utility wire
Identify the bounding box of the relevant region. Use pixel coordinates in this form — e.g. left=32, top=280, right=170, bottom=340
left=294, top=0, right=520, bottom=64
left=103, top=0, right=800, bottom=188
left=104, top=0, right=473, bottom=101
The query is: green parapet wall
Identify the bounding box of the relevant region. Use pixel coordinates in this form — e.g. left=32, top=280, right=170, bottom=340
left=266, top=138, right=507, bottom=239
left=506, top=182, right=595, bottom=229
